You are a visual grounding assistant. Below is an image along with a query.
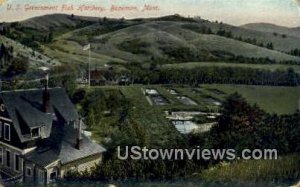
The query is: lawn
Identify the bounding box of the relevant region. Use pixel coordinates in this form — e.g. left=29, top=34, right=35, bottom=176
left=201, top=84, right=299, bottom=114
left=119, top=86, right=185, bottom=147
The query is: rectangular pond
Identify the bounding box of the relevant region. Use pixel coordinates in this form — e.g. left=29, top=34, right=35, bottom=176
left=171, top=120, right=215, bottom=134
left=151, top=95, right=168, bottom=106
left=176, top=96, right=198, bottom=105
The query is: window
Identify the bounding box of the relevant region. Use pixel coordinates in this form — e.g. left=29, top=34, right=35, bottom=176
left=31, top=128, right=40, bottom=138
left=0, top=147, right=2, bottom=164
left=0, top=122, right=2, bottom=138
left=50, top=171, right=57, bottom=181
left=4, top=123, right=10, bottom=141
left=6, top=150, right=10, bottom=167
left=26, top=167, right=32, bottom=176
left=15, top=154, right=20, bottom=171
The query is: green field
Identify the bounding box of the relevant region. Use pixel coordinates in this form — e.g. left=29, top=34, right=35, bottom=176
left=201, top=84, right=299, bottom=114
left=141, top=84, right=299, bottom=115
left=93, top=84, right=299, bottom=116
left=162, top=62, right=300, bottom=73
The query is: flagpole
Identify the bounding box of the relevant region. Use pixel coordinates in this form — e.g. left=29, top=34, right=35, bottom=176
left=88, top=44, right=91, bottom=88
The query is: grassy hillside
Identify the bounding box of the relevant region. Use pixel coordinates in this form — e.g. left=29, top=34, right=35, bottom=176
left=43, top=39, right=126, bottom=67
left=241, top=23, right=300, bottom=38
left=51, top=21, right=300, bottom=64
left=1, top=14, right=299, bottom=70
left=20, top=13, right=99, bottom=32
left=182, top=21, right=300, bottom=53
left=0, top=35, right=60, bottom=68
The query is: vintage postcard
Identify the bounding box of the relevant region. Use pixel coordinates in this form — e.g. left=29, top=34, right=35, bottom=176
left=0, top=0, right=299, bottom=186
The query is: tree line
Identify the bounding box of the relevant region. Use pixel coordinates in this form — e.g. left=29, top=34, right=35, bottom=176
left=125, top=66, right=299, bottom=86
left=0, top=43, right=29, bottom=77
left=0, top=23, right=54, bottom=51
left=289, top=48, right=300, bottom=57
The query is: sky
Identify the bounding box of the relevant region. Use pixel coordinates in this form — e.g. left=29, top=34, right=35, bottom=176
left=0, top=0, right=300, bottom=27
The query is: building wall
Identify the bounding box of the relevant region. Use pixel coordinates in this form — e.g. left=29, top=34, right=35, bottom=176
left=45, top=165, right=59, bottom=184
left=22, top=154, right=102, bottom=184
left=60, top=154, right=102, bottom=178
left=0, top=143, right=23, bottom=176
left=23, top=161, right=48, bottom=185
left=23, top=161, right=35, bottom=183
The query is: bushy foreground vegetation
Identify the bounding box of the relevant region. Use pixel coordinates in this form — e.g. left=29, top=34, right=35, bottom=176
left=65, top=88, right=300, bottom=183
left=200, top=154, right=300, bottom=182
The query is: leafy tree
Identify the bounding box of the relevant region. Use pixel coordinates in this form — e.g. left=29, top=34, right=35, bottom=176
left=47, top=31, right=53, bottom=43
left=205, top=93, right=300, bottom=155
left=5, top=57, right=29, bottom=77
left=266, top=42, right=274, bottom=50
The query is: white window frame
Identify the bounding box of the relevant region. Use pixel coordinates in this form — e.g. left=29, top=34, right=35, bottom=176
left=14, top=153, right=20, bottom=172
left=6, top=149, right=10, bottom=168
left=4, top=123, right=10, bottom=141
left=0, top=122, right=2, bottom=138
left=26, top=167, right=32, bottom=177
left=31, top=128, right=41, bottom=138
left=0, top=147, right=3, bottom=165
left=49, top=170, right=57, bottom=181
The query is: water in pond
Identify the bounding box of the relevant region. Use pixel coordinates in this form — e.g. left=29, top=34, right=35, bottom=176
left=207, top=98, right=222, bottom=106
left=151, top=95, right=168, bottom=106
left=145, top=89, right=159, bottom=95
left=168, top=89, right=178, bottom=95
left=176, top=96, right=198, bottom=105
left=172, top=120, right=198, bottom=134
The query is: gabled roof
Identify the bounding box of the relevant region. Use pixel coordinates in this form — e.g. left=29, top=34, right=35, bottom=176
left=0, top=88, right=79, bottom=143
left=24, top=125, right=106, bottom=167
left=90, top=70, right=107, bottom=81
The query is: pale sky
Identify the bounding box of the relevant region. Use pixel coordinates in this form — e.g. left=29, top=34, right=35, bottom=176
left=0, top=0, right=300, bottom=27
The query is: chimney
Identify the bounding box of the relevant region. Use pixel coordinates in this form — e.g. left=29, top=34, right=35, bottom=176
left=75, top=119, right=83, bottom=150
left=42, top=73, right=50, bottom=113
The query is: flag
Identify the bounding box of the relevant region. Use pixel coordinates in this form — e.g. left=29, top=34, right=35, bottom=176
left=83, top=44, right=90, bottom=51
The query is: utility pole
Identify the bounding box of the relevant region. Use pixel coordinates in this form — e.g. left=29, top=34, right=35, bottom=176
left=89, top=46, right=91, bottom=88
left=83, top=43, right=91, bottom=88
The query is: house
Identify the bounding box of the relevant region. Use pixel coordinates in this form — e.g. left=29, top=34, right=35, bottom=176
left=0, top=87, right=106, bottom=185
left=90, top=69, right=107, bottom=86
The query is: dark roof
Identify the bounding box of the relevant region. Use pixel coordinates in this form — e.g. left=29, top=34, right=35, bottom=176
left=90, top=70, right=107, bottom=81
left=0, top=88, right=79, bottom=142
left=25, top=125, right=106, bottom=167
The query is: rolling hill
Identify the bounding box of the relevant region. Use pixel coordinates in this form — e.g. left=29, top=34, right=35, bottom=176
left=19, top=13, right=99, bottom=31
left=54, top=20, right=300, bottom=63
left=241, top=23, right=300, bottom=38
left=1, top=14, right=300, bottom=68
